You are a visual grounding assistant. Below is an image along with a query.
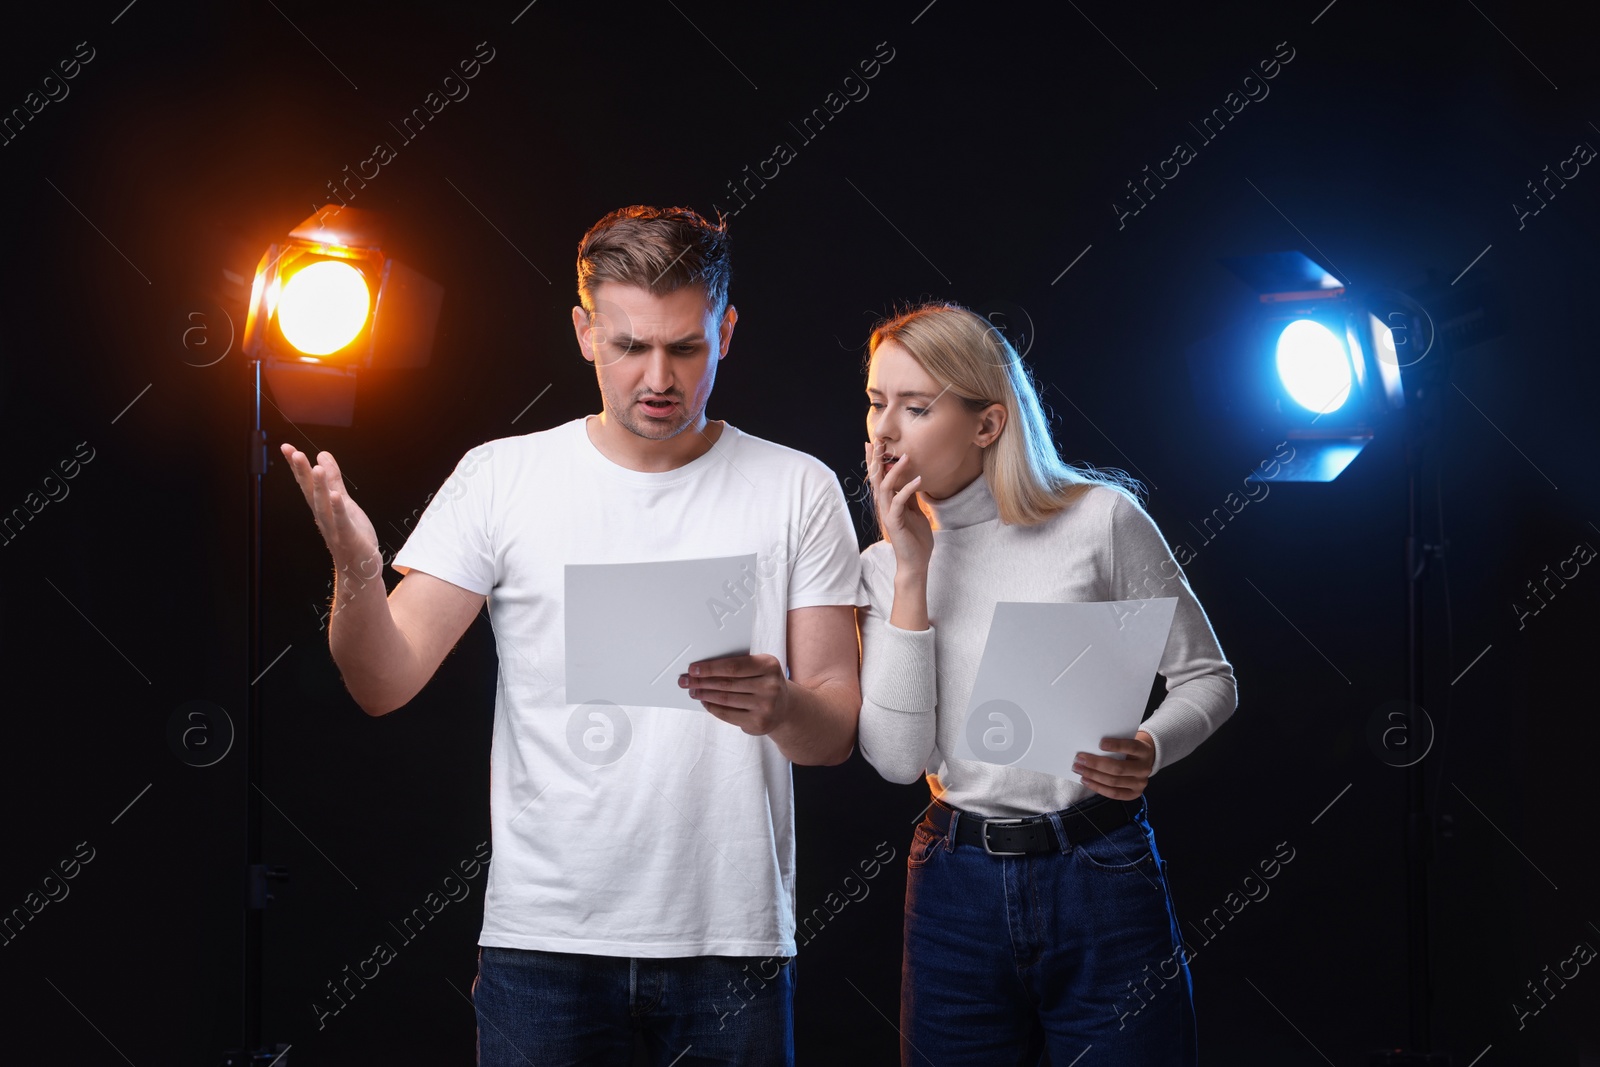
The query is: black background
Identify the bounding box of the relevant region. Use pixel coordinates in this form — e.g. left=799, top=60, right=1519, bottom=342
left=1, top=1, right=1597, bottom=1064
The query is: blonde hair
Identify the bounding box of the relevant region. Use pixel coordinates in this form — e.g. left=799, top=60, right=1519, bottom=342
left=866, top=302, right=1143, bottom=528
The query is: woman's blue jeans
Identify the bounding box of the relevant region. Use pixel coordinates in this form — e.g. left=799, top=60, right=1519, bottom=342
left=901, top=796, right=1198, bottom=1066
left=472, top=945, right=795, bottom=1066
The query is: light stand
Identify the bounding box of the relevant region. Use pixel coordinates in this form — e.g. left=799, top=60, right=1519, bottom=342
left=1375, top=323, right=1450, bottom=1065
left=1371, top=272, right=1497, bottom=1066
left=219, top=357, right=293, bottom=1067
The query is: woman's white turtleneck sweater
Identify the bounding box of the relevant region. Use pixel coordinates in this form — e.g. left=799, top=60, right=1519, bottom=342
left=855, top=474, right=1237, bottom=818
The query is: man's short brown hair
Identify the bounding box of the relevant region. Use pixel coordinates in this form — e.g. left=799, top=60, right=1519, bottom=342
left=575, top=205, right=731, bottom=317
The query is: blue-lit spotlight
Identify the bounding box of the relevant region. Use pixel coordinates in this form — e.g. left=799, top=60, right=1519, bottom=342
left=1275, top=319, right=1351, bottom=414
left=1183, top=251, right=1406, bottom=483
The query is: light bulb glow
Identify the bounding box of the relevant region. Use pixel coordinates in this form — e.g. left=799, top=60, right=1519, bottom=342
left=276, top=260, right=370, bottom=357
left=1275, top=319, right=1351, bottom=414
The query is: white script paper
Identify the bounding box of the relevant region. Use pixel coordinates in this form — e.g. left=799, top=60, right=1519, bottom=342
left=564, top=554, right=758, bottom=711
left=954, top=598, right=1178, bottom=782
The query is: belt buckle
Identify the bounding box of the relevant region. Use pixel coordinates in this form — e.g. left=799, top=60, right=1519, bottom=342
left=981, top=817, right=1028, bottom=856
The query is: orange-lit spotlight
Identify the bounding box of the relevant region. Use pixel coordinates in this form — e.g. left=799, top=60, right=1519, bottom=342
left=242, top=205, right=442, bottom=425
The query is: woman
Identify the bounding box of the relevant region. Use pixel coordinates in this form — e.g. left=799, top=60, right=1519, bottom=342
left=856, top=303, right=1237, bottom=1066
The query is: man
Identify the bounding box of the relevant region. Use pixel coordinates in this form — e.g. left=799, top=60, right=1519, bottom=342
left=280, top=205, right=862, bottom=1065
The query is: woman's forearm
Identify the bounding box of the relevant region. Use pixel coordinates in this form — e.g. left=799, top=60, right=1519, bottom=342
left=890, top=566, right=929, bottom=631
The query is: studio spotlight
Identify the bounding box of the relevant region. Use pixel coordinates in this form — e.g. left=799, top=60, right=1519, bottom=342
left=1189, top=249, right=1507, bottom=1064
left=222, top=204, right=443, bottom=1067
left=242, top=204, right=442, bottom=426
left=1185, top=250, right=1403, bottom=482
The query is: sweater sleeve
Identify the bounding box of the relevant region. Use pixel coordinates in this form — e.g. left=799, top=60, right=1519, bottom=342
left=1106, top=492, right=1238, bottom=776
left=854, top=548, right=940, bottom=785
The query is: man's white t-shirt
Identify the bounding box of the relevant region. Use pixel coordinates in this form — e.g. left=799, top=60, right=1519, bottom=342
left=391, top=416, right=860, bottom=957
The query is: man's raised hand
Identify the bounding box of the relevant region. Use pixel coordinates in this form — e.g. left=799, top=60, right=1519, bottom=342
left=280, top=444, right=383, bottom=582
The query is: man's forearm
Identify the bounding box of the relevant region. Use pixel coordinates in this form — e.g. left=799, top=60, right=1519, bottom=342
left=769, top=678, right=860, bottom=766
left=326, top=565, right=417, bottom=715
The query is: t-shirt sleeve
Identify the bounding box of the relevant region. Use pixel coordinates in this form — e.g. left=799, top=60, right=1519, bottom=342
left=390, top=441, right=498, bottom=596
left=1106, top=490, right=1238, bottom=776
left=785, top=465, right=862, bottom=609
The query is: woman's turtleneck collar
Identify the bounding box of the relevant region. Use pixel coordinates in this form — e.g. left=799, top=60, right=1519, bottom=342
left=922, top=470, right=999, bottom=531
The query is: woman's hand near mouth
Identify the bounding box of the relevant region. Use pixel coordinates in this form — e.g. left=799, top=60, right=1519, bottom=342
left=866, top=439, right=934, bottom=576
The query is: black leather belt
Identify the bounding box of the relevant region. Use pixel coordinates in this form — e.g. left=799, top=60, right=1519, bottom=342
left=927, top=796, right=1142, bottom=856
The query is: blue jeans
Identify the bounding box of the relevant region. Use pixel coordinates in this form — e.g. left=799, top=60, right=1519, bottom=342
left=472, top=945, right=795, bottom=1066
left=901, top=797, right=1197, bottom=1066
